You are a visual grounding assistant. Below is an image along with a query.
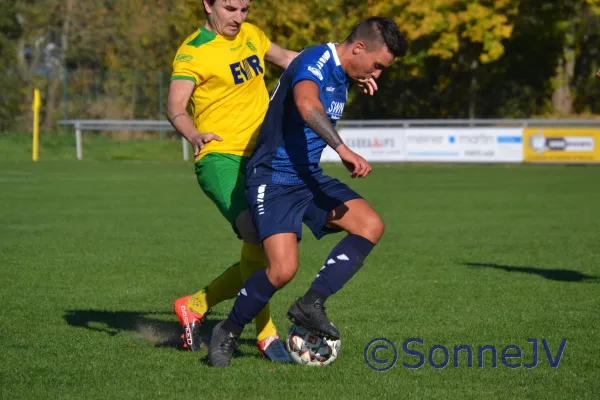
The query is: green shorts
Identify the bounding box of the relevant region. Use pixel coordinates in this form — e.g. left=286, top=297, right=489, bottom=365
left=195, top=153, right=248, bottom=236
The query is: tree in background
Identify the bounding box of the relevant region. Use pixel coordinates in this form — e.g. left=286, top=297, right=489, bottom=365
left=357, top=0, right=516, bottom=119
left=0, top=0, right=23, bottom=131
left=1, top=0, right=600, bottom=132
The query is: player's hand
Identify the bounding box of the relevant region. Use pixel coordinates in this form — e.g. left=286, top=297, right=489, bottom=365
left=336, top=144, right=372, bottom=178
left=190, top=132, right=222, bottom=158
left=357, top=77, right=378, bottom=96
left=597, top=69, right=600, bottom=77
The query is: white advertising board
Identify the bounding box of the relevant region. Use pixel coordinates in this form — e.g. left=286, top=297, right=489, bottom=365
left=403, top=127, right=523, bottom=162
left=320, top=128, right=404, bottom=162
left=321, top=127, right=523, bottom=163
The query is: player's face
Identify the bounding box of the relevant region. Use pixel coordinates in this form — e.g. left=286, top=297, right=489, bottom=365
left=348, top=42, right=395, bottom=82
left=204, top=0, right=250, bottom=38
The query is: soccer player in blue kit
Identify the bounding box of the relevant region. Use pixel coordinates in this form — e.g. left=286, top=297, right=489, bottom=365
left=208, top=17, right=409, bottom=367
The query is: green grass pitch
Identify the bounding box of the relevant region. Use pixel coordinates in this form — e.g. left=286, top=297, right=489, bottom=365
left=1, top=160, right=598, bottom=399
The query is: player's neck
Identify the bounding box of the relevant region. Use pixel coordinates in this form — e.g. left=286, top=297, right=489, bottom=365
left=334, top=42, right=352, bottom=70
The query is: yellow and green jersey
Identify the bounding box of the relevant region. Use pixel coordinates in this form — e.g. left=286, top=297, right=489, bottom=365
left=171, top=23, right=272, bottom=161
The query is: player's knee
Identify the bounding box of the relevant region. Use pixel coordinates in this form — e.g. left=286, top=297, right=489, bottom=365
left=266, top=262, right=298, bottom=288
left=358, top=212, right=385, bottom=243
left=372, top=215, right=385, bottom=241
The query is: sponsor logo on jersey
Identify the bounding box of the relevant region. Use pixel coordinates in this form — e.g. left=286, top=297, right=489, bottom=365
left=175, top=54, right=194, bottom=62
left=327, top=101, right=345, bottom=118
left=316, top=50, right=330, bottom=69
left=246, top=40, right=257, bottom=52
left=230, top=55, right=264, bottom=85
left=308, top=66, right=323, bottom=81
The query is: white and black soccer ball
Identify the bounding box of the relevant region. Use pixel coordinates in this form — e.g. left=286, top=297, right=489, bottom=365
left=286, top=324, right=341, bottom=366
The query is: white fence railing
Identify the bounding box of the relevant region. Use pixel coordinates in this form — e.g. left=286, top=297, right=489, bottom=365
left=57, top=119, right=187, bottom=161
left=57, top=119, right=600, bottom=163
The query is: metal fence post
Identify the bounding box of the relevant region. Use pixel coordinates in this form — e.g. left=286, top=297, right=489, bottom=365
left=63, top=69, right=68, bottom=122
left=75, top=122, right=82, bottom=160
left=159, top=71, right=165, bottom=140
left=182, top=136, right=189, bottom=162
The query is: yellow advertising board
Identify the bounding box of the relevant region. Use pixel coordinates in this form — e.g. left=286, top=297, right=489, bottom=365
left=523, top=128, right=600, bottom=163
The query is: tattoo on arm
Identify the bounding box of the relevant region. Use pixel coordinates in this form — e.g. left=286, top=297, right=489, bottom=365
left=168, top=112, right=186, bottom=124
left=305, top=107, right=343, bottom=150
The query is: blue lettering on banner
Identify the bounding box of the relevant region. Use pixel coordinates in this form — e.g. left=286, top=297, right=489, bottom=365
left=497, top=136, right=523, bottom=144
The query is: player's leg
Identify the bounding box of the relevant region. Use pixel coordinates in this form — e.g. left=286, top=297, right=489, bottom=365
left=229, top=232, right=299, bottom=333
left=235, top=210, right=277, bottom=342
left=174, top=261, right=241, bottom=351
left=208, top=184, right=308, bottom=367
left=234, top=209, right=290, bottom=362
left=307, top=197, right=383, bottom=296
left=289, top=178, right=384, bottom=337
left=325, top=198, right=385, bottom=243
left=173, top=153, right=247, bottom=351
left=209, top=232, right=299, bottom=367
left=189, top=154, right=287, bottom=360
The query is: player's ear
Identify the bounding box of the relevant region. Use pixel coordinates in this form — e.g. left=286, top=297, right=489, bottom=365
left=203, top=0, right=213, bottom=15
left=352, top=42, right=365, bottom=55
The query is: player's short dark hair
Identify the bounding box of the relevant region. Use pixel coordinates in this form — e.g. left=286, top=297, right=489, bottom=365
left=345, top=17, right=409, bottom=58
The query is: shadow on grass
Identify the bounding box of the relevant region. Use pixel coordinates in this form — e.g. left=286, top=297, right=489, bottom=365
left=463, top=262, right=600, bottom=283
left=63, top=309, right=256, bottom=355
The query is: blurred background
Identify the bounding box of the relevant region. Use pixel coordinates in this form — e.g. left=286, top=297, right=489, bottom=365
left=2, top=0, right=600, bottom=135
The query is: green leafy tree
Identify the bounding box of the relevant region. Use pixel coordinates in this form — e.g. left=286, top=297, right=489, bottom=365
left=0, top=0, right=23, bottom=130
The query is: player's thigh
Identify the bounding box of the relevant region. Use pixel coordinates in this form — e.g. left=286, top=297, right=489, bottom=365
left=262, top=233, right=299, bottom=288
left=326, top=198, right=385, bottom=244
left=302, top=176, right=363, bottom=239
left=195, top=153, right=251, bottom=239
left=304, top=177, right=384, bottom=243
left=246, top=183, right=312, bottom=244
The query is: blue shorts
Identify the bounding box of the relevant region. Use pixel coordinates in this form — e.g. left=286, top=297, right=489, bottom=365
left=246, top=175, right=362, bottom=243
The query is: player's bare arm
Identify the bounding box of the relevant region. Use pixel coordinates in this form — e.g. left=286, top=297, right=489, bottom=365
left=294, top=80, right=343, bottom=149
left=265, top=42, right=298, bottom=69
left=166, top=79, right=198, bottom=137
left=167, top=79, right=222, bottom=158
left=293, top=80, right=372, bottom=178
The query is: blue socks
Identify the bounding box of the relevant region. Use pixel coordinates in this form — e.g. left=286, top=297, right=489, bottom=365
left=223, top=269, right=277, bottom=335
left=222, top=234, right=375, bottom=335
left=308, top=234, right=375, bottom=300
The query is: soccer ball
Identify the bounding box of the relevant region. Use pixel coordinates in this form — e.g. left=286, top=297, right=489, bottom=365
left=285, top=324, right=341, bottom=366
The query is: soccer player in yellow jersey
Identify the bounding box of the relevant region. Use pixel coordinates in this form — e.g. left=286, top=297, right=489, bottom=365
left=166, top=0, right=297, bottom=362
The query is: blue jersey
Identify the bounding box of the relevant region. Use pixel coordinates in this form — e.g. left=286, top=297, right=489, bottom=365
left=246, top=43, right=350, bottom=186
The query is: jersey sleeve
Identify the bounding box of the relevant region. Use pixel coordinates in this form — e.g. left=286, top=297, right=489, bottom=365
left=291, top=47, right=332, bottom=90
left=171, top=46, right=201, bottom=85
